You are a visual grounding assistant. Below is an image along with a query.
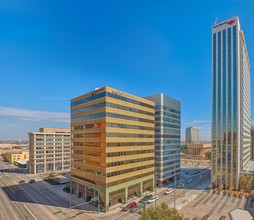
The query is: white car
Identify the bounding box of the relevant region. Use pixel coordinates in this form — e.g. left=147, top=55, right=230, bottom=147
left=147, top=195, right=159, bottom=203
left=176, top=183, right=184, bottom=188
left=164, top=188, right=174, bottom=195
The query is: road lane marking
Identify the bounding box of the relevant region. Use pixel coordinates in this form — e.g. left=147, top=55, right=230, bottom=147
left=23, top=204, right=37, bottom=220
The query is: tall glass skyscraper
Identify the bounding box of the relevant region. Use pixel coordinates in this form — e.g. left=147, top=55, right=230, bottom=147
left=212, top=16, right=251, bottom=190
left=146, top=94, right=181, bottom=187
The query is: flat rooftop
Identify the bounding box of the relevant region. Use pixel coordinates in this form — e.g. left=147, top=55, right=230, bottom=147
left=229, top=208, right=253, bottom=220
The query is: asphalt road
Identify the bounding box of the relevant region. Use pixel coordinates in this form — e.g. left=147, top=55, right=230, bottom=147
left=100, top=169, right=211, bottom=220
left=0, top=159, right=211, bottom=220
left=0, top=160, right=95, bottom=220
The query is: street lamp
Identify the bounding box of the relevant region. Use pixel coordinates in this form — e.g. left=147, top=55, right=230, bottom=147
left=155, top=181, right=157, bottom=208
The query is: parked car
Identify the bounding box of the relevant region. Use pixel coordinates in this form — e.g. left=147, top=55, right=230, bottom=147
left=122, top=202, right=137, bottom=211
left=219, top=216, right=226, bottom=220
left=186, top=178, right=192, bottom=183
left=164, top=188, right=174, bottom=195
left=138, top=203, right=146, bottom=209
left=29, top=179, right=35, bottom=183
left=147, top=195, right=159, bottom=204
left=139, top=195, right=153, bottom=204
left=130, top=207, right=139, bottom=213
left=19, top=180, right=25, bottom=184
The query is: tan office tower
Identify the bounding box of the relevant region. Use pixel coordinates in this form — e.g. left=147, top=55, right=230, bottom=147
left=28, top=128, right=70, bottom=174
left=71, top=86, right=155, bottom=212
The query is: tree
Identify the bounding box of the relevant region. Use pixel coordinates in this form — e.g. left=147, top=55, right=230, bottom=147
left=139, top=203, right=183, bottom=220
left=12, top=146, right=21, bottom=149
left=204, top=151, right=211, bottom=160
left=182, top=149, right=188, bottom=154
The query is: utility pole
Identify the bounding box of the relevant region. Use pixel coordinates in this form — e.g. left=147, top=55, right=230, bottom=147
left=155, top=180, right=157, bottom=208
left=97, top=189, right=100, bottom=213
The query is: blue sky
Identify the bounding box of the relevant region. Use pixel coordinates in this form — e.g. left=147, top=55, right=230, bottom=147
left=0, top=0, right=253, bottom=140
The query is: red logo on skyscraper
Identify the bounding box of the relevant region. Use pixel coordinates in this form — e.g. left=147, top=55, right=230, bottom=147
left=228, top=20, right=235, bottom=25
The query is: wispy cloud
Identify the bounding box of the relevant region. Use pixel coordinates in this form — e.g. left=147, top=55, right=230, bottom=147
left=41, top=97, right=69, bottom=101
left=183, top=120, right=211, bottom=127
left=0, top=106, right=69, bottom=123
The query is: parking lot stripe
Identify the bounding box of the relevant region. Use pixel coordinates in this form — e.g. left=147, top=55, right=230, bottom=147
left=217, top=195, right=231, bottom=213
left=192, top=192, right=207, bottom=207
left=203, top=192, right=215, bottom=205
left=208, top=195, right=224, bottom=216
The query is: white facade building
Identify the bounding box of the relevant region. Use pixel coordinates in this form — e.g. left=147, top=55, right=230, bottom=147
left=146, top=94, right=181, bottom=187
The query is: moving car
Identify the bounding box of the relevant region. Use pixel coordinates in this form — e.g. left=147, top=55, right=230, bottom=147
left=19, top=180, right=25, bottom=184
left=122, top=202, right=137, bottom=211
left=176, top=183, right=184, bottom=188
left=29, top=179, right=35, bottom=183
left=164, top=188, right=174, bottom=195
left=147, top=195, right=159, bottom=204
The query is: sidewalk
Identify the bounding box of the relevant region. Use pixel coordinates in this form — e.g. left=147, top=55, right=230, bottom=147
left=97, top=187, right=169, bottom=218
left=173, top=179, right=211, bottom=210
left=31, top=174, right=97, bottom=212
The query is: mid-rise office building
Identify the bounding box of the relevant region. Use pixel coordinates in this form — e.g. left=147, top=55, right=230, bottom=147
left=5, top=150, right=29, bottom=163
left=185, top=126, right=199, bottom=144
left=70, top=86, right=155, bottom=212
left=28, top=128, right=71, bottom=174
left=146, top=94, right=181, bottom=187
left=212, top=16, right=251, bottom=190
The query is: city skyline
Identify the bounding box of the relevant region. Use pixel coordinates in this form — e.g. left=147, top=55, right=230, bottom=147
left=1, top=1, right=254, bottom=140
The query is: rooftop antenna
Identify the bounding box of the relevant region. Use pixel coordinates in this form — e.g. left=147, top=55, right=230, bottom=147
left=215, top=17, right=218, bottom=24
